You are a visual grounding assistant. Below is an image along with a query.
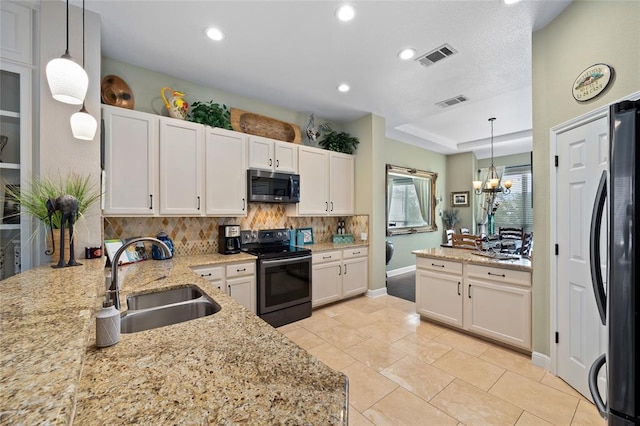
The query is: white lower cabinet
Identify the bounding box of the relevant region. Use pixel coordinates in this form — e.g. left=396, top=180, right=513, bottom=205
left=415, top=257, right=463, bottom=328
left=191, top=261, right=256, bottom=313
left=415, top=257, right=532, bottom=350
left=312, top=247, right=368, bottom=307
left=464, top=264, right=532, bottom=350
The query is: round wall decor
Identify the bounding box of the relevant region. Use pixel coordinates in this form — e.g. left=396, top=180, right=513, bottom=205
left=572, top=64, right=614, bottom=102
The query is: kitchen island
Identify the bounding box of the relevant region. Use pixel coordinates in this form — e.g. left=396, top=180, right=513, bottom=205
left=0, top=254, right=348, bottom=424
left=413, top=247, right=533, bottom=351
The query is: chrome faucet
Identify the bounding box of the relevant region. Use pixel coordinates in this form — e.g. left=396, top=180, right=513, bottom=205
left=108, top=237, right=172, bottom=310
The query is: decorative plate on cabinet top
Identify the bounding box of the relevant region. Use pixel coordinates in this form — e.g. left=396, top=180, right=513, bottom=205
left=101, top=75, right=135, bottom=109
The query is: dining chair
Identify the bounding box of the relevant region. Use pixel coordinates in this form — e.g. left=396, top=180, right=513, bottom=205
left=446, top=229, right=455, bottom=245
left=460, top=227, right=470, bottom=234
left=520, top=232, right=533, bottom=258
left=452, top=233, right=481, bottom=250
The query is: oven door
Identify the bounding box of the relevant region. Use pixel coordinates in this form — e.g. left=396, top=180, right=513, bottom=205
left=258, top=254, right=311, bottom=315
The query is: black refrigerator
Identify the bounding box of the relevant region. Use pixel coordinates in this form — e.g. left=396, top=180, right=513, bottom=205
left=589, top=99, right=640, bottom=425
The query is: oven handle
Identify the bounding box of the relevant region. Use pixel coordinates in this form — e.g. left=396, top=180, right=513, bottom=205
left=260, top=255, right=312, bottom=268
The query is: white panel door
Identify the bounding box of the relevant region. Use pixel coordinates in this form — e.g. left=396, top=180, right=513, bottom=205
left=556, top=116, right=608, bottom=399
left=159, top=118, right=204, bottom=215
left=342, top=256, right=367, bottom=298
left=227, top=275, right=256, bottom=313
left=247, top=136, right=274, bottom=171
left=205, top=128, right=247, bottom=216
left=312, top=261, right=342, bottom=307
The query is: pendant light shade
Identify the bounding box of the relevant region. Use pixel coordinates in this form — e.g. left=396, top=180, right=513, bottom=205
left=46, top=55, right=88, bottom=105
left=71, top=105, right=97, bottom=140
left=46, top=0, right=88, bottom=105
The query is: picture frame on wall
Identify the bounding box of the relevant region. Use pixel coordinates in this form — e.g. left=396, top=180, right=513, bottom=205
left=451, top=191, right=470, bottom=207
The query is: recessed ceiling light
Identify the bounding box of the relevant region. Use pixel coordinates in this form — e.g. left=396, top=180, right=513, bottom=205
left=205, top=27, right=225, bottom=41
left=335, top=5, right=356, bottom=22
left=398, top=48, right=417, bottom=60
left=503, top=0, right=523, bottom=4
left=337, top=83, right=350, bottom=93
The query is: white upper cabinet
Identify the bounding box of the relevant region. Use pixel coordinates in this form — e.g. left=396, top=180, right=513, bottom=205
left=328, top=152, right=355, bottom=215
left=159, top=118, right=204, bottom=215
left=205, top=127, right=247, bottom=216
left=288, top=145, right=355, bottom=216
left=248, top=135, right=297, bottom=173
left=103, top=105, right=159, bottom=215
left=0, top=2, right=33, bottom=64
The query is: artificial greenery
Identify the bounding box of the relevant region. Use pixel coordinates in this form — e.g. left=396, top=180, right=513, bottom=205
left=187, top=100, right=232, bottom=130
left=318, top=130, right=360, bottom=155
left=3, top=173, right=101, bottom=229
left=441, top=208, right=461, bottom=230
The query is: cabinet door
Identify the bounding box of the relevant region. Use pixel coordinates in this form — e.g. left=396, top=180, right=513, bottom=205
left=103, top=106, right=158, bottom=215
left=0, top=2, right=32, bottom=64
left=343, top=256, right=367, bottom=298
left=192, top=265, right=224, bottom=292
left=312, top=261, right=342, bottom=307
left=465, top=278, right=532, bottom=350
left=329, top=152, right=355, bottom=215
left=416, top=269, right=463, bottom=327
left=296, top=146, right=329, bottom=215
left=227, top=275, right=256, bottom=313
left=159, top=118, right=204, bottom=215
left=274, top=140, right=297, bottom=173
left=247, top=136, right=274, bottom=171
left=205, top=128, right=247, bottom=216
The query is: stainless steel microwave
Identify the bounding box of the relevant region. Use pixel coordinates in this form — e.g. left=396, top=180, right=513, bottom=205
left=247, top=169, right=300, bottom=203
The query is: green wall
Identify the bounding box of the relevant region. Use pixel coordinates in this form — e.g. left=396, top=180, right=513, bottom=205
left=101, top=57, right=337, bottom=140
left=446, top=152, right=477, bottom=235
left=532, top=0, right=640, bottom=356
left=384, top=138, right=447, bottom=271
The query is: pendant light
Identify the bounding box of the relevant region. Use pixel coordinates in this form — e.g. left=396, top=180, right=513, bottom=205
left=70, top=0, right=97, bottom=140
left=46, top=0, right=89, bottom=105
left=472, top=117, right=512, bottom=195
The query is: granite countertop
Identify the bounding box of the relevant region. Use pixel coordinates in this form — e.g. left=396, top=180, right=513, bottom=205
left=0, top=253, right=348, bottom=424
left=413, top=247, right=532, bottom=272
left=305, top=240, right=369, bottom=252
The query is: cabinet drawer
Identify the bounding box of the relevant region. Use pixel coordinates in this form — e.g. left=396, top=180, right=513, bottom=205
left=226, top=262, right=256, bottom=278
left=466, top=264, right=531, bottom=287
left=313, top=250, right=342, bottom=264
left=191, top=265, right=224, bottom=281
left=343, top=247, right=368, bottom=259
left=416, top=257, right=462, bottom=275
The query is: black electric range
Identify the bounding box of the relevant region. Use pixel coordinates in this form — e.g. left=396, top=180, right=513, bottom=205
left=240, top=229, right=312, bottom=327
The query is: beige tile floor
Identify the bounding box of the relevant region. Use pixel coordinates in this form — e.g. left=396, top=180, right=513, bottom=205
left=277, top=294, right=606, bottom=426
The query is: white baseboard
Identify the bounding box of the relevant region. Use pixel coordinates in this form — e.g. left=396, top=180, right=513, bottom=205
left=386, top=265, right=416, bottom=277
left=367, top=287, right=388, bottom=298
left=531, top=351, right=551, bottom=370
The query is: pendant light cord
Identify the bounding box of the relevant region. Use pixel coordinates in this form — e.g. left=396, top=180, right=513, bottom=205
left=82, top=0, right=85, bottom=68
left=65, top=0, right=70, bottom=54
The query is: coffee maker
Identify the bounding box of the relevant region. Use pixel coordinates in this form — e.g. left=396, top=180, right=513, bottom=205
left=218, top=225, right=241, bottom=254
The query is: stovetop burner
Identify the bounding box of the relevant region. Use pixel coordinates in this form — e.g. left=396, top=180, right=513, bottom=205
left=240, top=228, right=311, bottom=259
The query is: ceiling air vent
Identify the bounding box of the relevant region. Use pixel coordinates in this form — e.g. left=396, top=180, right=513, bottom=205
left=416, top=43, right=458, bottom=67
left=435, top=95, right=469, bottom=108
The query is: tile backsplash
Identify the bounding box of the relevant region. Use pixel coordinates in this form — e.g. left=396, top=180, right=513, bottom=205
left=104, top=203, right=369, bottom=256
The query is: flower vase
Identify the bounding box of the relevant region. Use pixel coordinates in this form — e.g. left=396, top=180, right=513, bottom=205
left=487, top=214, right=495, bottom=236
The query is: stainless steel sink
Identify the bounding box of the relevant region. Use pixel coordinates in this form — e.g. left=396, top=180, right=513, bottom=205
left=126, top=285, right=204, bottom=310
left=121, top=286, right=221, bottom=334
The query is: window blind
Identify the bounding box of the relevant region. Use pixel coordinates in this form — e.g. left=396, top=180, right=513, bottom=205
left=494, top=164, right=533, bottom=232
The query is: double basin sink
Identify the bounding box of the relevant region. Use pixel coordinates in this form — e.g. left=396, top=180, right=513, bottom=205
left=120, top=285, right=221, bottom=333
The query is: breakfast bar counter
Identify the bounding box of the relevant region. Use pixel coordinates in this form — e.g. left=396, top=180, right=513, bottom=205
left=412, top=246, right=532, bottom=272
left=0, top=254, right=348, bottom=424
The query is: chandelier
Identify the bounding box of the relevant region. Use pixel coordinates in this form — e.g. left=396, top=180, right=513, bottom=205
left=473, top=117, right=512, bottom=195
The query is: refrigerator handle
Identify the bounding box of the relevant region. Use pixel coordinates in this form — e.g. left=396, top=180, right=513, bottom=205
left=588, top=353, right=608, bottom=419
left=590, top=170, right=607, bottom=326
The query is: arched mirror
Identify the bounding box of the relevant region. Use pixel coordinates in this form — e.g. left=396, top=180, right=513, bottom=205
left=386, top=164, right=438, bottom=235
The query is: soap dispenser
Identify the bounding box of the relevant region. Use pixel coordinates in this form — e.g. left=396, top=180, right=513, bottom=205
left=96, top=299, right=120, bottom=348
